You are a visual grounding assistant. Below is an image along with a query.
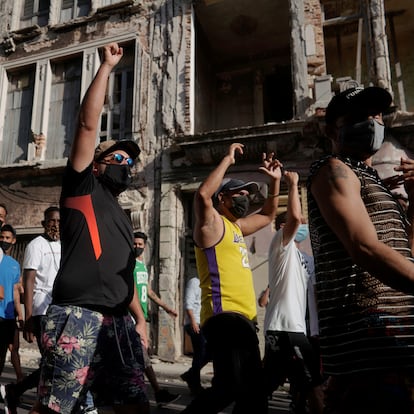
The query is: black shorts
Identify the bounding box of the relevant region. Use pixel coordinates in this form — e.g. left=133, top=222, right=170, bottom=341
left=0, top=318, right=16, bottom=346
left=263, top=330, right=323, bottom=394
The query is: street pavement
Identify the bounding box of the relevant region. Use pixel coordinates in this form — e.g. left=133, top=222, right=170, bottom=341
left=1, top=344, right=291, bottom=413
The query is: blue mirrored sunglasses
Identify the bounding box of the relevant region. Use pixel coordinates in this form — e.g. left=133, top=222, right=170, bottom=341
left=110, top=153, right=134, bottom=167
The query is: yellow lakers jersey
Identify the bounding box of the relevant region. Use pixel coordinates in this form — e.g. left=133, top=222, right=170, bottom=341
left=195, top=216, right=257, bottom=324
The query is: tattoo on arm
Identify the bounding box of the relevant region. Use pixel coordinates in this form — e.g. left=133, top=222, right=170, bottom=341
left=328, top=164, right=348, bottom=181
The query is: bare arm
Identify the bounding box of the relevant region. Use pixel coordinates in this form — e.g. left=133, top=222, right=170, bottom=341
left=70, top=43, right=123, bottom=172
left=23, top=269, right=36, bottom=343
left=148, top=287, right=178, bottom=318
left=394, top=157, right=414, bottom=253
left=258, top=286, right=269, bottom=308
left=311, top=157, right=414, bottom=293
left=281, top=171, right=301, bottom=246
left=129, top=283, right=148, bottom=349
left=185, top=308, right=200, bottom=333
left=237, top=153, right=282, bottom=236
left=13, top=281, right=23, bottom=322
left=193, top=143, right=243, bottom=248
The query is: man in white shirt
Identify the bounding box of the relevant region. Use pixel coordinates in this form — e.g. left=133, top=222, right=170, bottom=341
left=1, top=207, right=60, bottom=414
left=263, top=171, right=323, bottom=414
left=181, top=276, right=209, bottom=394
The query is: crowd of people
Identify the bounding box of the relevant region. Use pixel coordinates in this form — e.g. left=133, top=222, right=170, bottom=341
left=1, top=42, right=414, bottom=414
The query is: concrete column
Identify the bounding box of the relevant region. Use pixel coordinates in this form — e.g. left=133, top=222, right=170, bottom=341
left=365, top=0, right=392, bottom=92
left=157, top=183, right=184, bottom=361
left=289, top=0, right=310, bottom=118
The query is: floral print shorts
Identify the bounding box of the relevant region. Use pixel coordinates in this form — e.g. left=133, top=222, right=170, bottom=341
left=38, top=304, right=148, bottom=414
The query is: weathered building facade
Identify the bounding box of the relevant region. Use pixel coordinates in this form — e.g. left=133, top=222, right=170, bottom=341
left=0, top=0, right=413, bottom=360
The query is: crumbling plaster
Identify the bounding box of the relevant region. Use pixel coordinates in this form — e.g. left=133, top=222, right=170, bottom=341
left=1, top=0, right=414, bottom=362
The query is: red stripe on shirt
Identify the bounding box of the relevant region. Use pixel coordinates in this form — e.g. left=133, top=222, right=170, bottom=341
left=64, top=195, right=102, bottom=260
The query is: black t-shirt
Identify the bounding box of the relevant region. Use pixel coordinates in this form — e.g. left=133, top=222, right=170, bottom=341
left=52, top=162, right=135, bottom=315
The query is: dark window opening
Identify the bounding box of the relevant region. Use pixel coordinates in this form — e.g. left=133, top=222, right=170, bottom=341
left=263, top=67, right=293, bottom=123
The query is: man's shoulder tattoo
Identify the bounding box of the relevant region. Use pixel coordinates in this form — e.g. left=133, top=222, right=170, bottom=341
left=328, top=164, right=348, bottom=181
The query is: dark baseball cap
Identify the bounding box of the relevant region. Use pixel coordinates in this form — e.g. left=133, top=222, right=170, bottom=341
left=214, top=178, right=259, bottom=200
left=94, top=139, right=141, bottom=161
left=325, top=86, right=392, bottom=126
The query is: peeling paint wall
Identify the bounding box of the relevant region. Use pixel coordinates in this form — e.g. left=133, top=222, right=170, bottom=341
left=304, top=0, right=326, bottom=77
left=0, top=0, right=414, bottom=363
left=366, top=0, right=392, bottom=91
left=0, top=0, right=192, bottom=360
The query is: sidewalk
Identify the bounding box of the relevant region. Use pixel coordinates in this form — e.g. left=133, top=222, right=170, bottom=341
left=150, top=355, right=214, bottom=386
left=6, top=341, right=292, bottom=413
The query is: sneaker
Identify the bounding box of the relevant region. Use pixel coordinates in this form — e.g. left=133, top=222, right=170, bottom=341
left=155, top=389, right=180, bottom=407
left=1, top=384, right=19, bottom=414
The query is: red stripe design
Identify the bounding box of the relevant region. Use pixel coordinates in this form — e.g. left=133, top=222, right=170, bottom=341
left=63, top=195, right=102, bottom=260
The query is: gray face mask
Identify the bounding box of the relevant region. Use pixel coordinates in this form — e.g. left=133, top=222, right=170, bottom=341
left=229, top=195, right=250, bottom=218
left=339, top=119, right=385, bottom=157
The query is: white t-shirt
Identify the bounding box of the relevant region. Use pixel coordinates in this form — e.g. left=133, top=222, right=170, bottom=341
left=23, top=235, right=61, bottom=316
left=264, top=229, right=309, bottom=333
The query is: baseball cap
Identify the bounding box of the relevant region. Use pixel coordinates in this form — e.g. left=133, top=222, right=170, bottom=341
left=214, top=178, right=259, bottom=201
left=325, top=86, right=392, bottom=126
left=94, top=139, right=141, bottom=162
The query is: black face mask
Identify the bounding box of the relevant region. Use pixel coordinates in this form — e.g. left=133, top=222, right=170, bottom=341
left=0, top=241, right=12, bottom=252
left=339, top=119, right=385, bottom=158
left=229, top=195, right=250, bottom=218
left=99, top=164, right=132, bottom=195
left=135, top=247, right=144, bottom=258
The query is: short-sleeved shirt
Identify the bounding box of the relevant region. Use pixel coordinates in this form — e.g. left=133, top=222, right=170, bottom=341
left=195, top=216, right=257, bottom=324
left=52, top=162, right=135, bottom=315
left=0, top=255, right=20, bottom=319
left=133, top=259, right=149, bottom=319
left=23, top=235, right=61, bottom=316
left=264, top=229, right=309, bottom=333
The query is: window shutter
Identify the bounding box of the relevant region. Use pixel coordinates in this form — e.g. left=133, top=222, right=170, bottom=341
left=61, top=0, right=72, bottom=9
left=23, top=0, right=34, bottom=16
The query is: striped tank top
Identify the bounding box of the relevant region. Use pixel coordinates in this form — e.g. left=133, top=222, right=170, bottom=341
left=195, top=216, right=257, bottom=325
left=307, top=155, right=414, bottom=375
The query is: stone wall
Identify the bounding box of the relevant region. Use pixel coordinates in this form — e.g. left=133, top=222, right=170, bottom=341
left=305, top=0, right=326, bottom=77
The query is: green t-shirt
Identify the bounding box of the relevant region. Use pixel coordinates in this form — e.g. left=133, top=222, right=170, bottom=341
left=133, top=259, right=149, bottom=319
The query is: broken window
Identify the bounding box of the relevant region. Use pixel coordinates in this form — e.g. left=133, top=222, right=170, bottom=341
left=322, top=1, right=364, bottom=89
left=100, top=43, right=134, bottom=142
left=47, top=57, right=82, bottom=159
left=2, top=69, right=35, bottom=164
left=60, top=0, right=90, bottom=22
left=193, top=0, right=292, bottom=133
left=20, top=0, right=50, bottom=28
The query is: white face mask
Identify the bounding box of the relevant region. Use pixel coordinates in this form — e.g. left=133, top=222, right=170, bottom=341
left=339, top=119, right=385, bottom=157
